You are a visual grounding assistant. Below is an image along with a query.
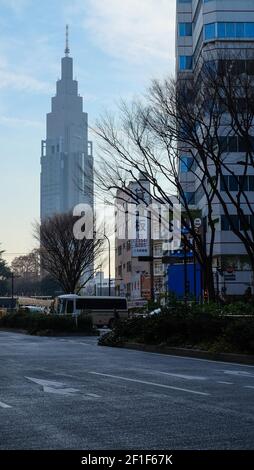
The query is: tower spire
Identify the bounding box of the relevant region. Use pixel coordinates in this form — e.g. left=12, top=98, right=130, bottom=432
left=65, top=24, right=70, bottom=56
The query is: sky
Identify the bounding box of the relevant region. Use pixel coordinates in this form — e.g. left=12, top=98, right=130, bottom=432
left=0, top=0, right=176, bottom=265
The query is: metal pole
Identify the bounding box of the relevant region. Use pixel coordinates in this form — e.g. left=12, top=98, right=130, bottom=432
left=11, top=272, right=14, bottom=307
left=103, top=234, right=111, bottom=296
left=149, top=214, right=155, bottom=302
left=184, top=240, right=188, bottom=307
left=193, top=246, right=197, bottom=303
left=216, top=259, right=220, bottom=303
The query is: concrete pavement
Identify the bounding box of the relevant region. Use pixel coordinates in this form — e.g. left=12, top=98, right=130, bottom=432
left=0, top=331, right=253, bottom=449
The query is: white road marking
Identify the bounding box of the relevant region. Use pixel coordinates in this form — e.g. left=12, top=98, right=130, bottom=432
left=0, top=401, right=11, bottom=409
left=156, top=371, right=207, bottom=381
left=25, top=377, right=79, bottom=396
left=43, top=386, right=79, bottom=395
left=86, top=393, right=101, bottom=398
left=217, top=381, right=233, bottom=385
left=89, top=372, right=210, bottom=396
left=26, top=377, right=65, bottom=387
left=245, top=386, right=254, bottom=390
left=222, top=370, right=254, bottom=378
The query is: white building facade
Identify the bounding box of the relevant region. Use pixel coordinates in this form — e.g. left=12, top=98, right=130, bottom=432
left=176, top=0, right=254, bottom=296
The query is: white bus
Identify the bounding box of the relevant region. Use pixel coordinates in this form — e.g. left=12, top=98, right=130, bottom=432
left=54, top=294, right=128, bottom=328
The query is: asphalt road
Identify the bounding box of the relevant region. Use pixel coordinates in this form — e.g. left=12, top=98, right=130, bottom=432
left=0, top=330, right=254, bottom=450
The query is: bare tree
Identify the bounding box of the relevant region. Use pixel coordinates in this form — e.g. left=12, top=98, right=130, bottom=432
left=11, top=250, right=40, bottom=280
left=34, top=213, right=103, bottom=294
left=0, top=245, right=11, bottom=295
left=92, top=102, right=218, bottom=299
left=157, top=53, right=254, bottom=277
left=89, top=52, right=254, bottom=300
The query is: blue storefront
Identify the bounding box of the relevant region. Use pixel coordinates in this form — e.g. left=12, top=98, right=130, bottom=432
left=167, top=262, right=202, bottom=300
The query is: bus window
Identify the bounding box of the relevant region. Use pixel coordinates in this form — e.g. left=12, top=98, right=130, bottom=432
left=59, top=299, right=67, bottom=314
left=76, top=298, right=127, bottom=310
left=66, top=300, right=74, bottom=314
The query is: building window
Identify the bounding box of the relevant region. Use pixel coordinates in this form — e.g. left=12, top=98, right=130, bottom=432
left=179, top=55, right=193, bottom=71
left=180, top=156, right=194, bottom=172
left=179, top=23, right=192, bottom=37
left=229, top=176, right=238, bottom=191
left=127, top=240, right=131, bottom=251
left=221, top=215, right=239, bottom=231
left=127, top=261, right=132, bottom=273
left=204, top=22, right=254, bottom=41
left=218, top=135, right=254, bottom=153
left=184, top=192, right=195, bottom=204
left=154, top=262, right=163, bottom=276
left=118, top=245, right=122, bottom=256
left=195, top=184, right=205, bottom=202
left=228, top=136, right=238, bottom=152
left=51, top=145, right=55, bottom=154
left=221, top=175, right=254, bottom=192
left=204, top=23, right=216, bottom=40
left=154, top=244, right=162, bottom=257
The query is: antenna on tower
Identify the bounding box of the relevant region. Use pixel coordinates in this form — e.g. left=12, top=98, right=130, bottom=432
left=65, top=24, right=70, bottom=56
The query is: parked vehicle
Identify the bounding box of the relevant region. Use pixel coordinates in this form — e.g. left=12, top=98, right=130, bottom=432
left=148, top=308, right=161, bottom=316
left=53, top=294, right=128, bottom=328
left=20, top=305, right=47, bottom=314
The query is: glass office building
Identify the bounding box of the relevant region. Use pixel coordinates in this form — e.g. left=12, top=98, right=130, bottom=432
left=176, top=0, right=254, bottom=295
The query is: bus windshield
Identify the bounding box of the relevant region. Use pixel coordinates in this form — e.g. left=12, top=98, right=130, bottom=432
left=58, top=298, right=74, bottom=314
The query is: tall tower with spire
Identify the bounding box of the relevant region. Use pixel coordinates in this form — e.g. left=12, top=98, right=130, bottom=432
left=40, top=26, right=93, bottom=220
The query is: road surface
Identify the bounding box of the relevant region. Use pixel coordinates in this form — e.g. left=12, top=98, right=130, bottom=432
left=0, top=330, right=253, bottom=449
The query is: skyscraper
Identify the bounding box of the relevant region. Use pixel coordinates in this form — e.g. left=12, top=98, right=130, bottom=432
left=176, top=0, right=254, bottom=295
left=40, top=26, right=93, bottom=220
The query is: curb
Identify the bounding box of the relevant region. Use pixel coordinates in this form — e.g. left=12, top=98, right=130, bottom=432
left=116, top=343, right=254, bottom=365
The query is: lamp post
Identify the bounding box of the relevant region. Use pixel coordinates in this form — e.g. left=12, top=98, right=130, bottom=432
left=95, top=231, right=111, bottom=296
left=103, top=234, right=111, bottom=296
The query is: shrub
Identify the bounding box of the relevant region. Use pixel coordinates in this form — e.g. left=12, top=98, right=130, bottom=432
left=99, top=304, right=254, bottom=354
left=224, top=319, right=254, bottom=353
left=0, top=311, right=96, bottom=335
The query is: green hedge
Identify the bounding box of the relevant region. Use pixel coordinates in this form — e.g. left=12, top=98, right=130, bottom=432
left=0, top=311, right=96, bottom=335
left=99, top=307, right=254, bottom=354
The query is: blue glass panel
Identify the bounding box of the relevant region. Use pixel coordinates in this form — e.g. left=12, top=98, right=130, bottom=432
left=179, top=23, right=186, bottom=36
left=185, top=23, right=192, bottom=36
left=186, top=56, right=193, bottom=69
left=204, top=23, right=216, bottom=40
left=225, top=23, right=235, bottom=38
left=245, top=23, right=254, bottom=38
left=180, top=156, right=193, bottom=172
left=217, top=23, right=226, bottom=38
left=179, top=56, right=192, bottom=70
left=179, top=23, right=192, bottom=37
left=236, top=23, right=244, bottom=38
left=179, top=56, right=185, bottom=70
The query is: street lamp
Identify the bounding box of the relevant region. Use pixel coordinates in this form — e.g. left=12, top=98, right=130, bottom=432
left=94, top=231, right=111, bottom=296
left=103, top=234, right=111, bottom=297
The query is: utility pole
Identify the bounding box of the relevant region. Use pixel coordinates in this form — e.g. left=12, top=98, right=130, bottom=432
left=193, top=240, right=197, bottom=303
left=183, top=238, right=188, bottom=307
left=11, top=272, right=15, bottom=309
left=103, top=234, right=111, bottom=296
left=149, top=212, right=155, bottom=303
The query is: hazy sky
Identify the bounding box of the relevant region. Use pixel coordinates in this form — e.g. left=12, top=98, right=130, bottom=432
left=0, top=0, right=176, bottom=264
